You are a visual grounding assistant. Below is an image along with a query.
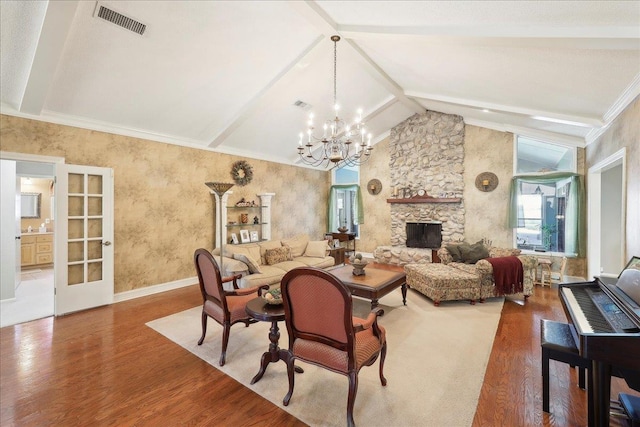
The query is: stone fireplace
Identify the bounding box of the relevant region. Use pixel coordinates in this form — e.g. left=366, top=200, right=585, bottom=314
left=374, top=111, right=466, bottom=265
left=406, top=222, right=442, bottom=248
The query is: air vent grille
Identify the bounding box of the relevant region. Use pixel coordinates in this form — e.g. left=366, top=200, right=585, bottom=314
left=96, top=5, right=146, bottom=35
left=294, top=100, right=312, bottom=111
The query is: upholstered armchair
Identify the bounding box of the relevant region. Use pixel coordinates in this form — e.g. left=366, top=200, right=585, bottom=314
left=193, top=248, right=268, bottom=366
left=280, top=267, right=387, bottom=427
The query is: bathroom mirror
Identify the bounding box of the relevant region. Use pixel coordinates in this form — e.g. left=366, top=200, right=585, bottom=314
left=21, top=192, right=41, bottom=218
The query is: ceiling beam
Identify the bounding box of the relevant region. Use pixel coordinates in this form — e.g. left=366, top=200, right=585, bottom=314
left=289, top=1, right=424, bottom=115
left=405, top=90, right=604, bottom=127
left=339, top=24, right=640, bottom=50
left=19, top=1, right=80, bottom=115
left=207, top=35, right=325, bottom=148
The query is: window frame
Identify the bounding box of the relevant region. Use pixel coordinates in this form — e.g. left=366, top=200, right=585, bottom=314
left=512, top=135, right=580, bottom=256
left=330, top=167, right=361, bottom=238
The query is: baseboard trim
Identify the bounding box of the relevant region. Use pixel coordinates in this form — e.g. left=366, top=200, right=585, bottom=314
left=114, top=277, right=197, bottom=303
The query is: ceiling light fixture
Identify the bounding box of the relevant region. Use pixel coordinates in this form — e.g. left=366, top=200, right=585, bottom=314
left=297, top=35, right=373, bottom=169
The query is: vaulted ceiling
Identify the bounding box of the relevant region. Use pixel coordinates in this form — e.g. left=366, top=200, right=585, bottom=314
left=1, top=1, right=639, bottom=168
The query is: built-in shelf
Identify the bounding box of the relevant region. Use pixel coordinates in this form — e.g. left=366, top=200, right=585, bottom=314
left=387, top=197, right=461, bottom=204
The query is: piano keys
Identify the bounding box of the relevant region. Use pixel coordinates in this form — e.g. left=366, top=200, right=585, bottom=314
left=559, top=267, right=640, bottom=427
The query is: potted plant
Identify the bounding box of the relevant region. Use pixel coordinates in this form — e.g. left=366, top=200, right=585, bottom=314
left=540, top=224, right=557, bottom=251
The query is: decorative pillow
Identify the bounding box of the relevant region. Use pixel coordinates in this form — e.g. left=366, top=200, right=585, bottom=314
left=233, top=253, right=262, bottom=274
left=304, top=240, right=329, bottom=258
left=281, top=234, right=309, bottom=257
left=445, top=243, right=465, bottom=262
left=212, top=255, right=248, bottom=273
left=231, top=244, right=262, bottom=266
left=258, top=240, right=284, bottom=264
left=459, top=241, right=490, bottom=264
left=265, top=247, right=291, bottom=265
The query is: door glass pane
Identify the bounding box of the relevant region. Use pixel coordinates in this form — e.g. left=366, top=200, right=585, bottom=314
left=68, top=196, right=84, bottom=216
left=68, top=242, right=84, bottom=262
left=88, top=219, right=103, bottom=238
left=88, top=175, right=103, bottom=195
left=87, top=241, right=102, bottom=260
left=88, top=196, right=102, bottom=216
left=68, top=219, right=84, bottom=239
left=68, top=174, right=84, bottom=194
left=68, top=264, right=84, bottom=285
left=88, top=262, right=102, bottom=282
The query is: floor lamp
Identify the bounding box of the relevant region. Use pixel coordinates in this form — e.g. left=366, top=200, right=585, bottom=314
left=205, top=182, right=234, bottom=275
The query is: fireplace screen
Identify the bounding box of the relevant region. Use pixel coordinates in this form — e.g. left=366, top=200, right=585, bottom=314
left=406, top=222, right=442, bottom=248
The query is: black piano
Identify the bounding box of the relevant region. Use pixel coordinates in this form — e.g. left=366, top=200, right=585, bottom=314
left=559, top=262, right=640, bottom=427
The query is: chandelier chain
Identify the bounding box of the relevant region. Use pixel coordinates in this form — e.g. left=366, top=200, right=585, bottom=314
left=333, top=37, right=337, bottom=109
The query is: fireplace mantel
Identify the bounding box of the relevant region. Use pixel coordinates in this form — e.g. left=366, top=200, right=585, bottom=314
left=387, top=197, right=461, bottom=204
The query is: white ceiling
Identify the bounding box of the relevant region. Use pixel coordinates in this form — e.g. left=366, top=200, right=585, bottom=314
left=1, top=1, right=639, bottom=168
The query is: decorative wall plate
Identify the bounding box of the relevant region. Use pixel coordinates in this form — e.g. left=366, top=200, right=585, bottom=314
left=367, top=179, right=382, bottom=195
left=475, top=172, right=499, bottom=192
left=417, top=189, right=426, bottom=197
left=231, top=160, right=253, bottom=186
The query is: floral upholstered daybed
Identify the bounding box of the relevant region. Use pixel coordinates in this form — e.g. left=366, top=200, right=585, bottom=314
left=405, top=241, right=536, bottom=306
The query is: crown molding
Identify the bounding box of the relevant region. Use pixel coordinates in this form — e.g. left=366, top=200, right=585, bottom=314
left=586, top=72, right=640, bottom=146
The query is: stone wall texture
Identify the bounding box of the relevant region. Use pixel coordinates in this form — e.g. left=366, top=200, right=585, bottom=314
left=389, top=111, right=465, bottom=246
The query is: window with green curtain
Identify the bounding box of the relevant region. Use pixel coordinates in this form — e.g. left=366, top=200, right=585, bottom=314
left=508, top=172, right=585, bottom=256
left=327, top=185, right=364, bottom=236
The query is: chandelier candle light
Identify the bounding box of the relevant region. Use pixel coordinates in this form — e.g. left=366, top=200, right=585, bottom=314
left=297, top=35, right=373, bottom=168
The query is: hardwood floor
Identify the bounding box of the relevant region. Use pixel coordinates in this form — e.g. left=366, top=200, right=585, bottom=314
left=0, top=265, right=636, bottom=426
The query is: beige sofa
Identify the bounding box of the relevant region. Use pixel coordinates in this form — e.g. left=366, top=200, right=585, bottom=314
left=212, top=234, right=335, bottom=289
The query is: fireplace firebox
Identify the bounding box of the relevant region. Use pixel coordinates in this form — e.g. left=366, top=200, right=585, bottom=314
left=406, top=222, right=442, bottom=248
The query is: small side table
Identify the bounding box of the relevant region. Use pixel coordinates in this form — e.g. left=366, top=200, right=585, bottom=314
left=536, top=258, right=553, bottom=287
left=331, top=232, right=356, bottom=256
left=245, top=298, right=303, bottom=384
left=329, top=247, right=346, bottom=265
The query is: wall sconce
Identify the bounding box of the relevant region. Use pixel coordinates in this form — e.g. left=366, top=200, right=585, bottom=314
left=475, top=172, right=498, bottom=192
left=367, top=179, right=382, bottom=195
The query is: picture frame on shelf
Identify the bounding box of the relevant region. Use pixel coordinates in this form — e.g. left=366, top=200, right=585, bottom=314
left=250, top=230, right=259, bottom=242
left=240, top=229, right=250, bottom=243
left=230, top=233, right=239, bottom=244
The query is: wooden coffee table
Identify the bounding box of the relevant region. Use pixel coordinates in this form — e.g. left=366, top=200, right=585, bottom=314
left=329, top=265, right=407, bottom=310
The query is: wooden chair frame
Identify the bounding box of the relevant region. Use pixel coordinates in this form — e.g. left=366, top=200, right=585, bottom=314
left=193, top=248, right=267, bottom=366
left=280, top=267, right=387, bottom=427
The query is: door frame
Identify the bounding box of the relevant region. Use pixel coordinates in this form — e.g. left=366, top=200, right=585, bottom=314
left=587, top=147, right=626, bottom=279
left=0, top=151, right=65, bottom=311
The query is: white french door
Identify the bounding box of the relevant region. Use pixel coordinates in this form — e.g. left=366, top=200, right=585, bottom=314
left=55, top=164, right=114, bottom=315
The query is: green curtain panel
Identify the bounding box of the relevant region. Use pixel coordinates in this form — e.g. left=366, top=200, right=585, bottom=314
left=327, top=184, right=364, bottom=232
left=508, top=172, right=585, bottom=257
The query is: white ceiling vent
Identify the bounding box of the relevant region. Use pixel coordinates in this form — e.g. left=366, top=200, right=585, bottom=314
left=294, top=100, right=312, bottom=111
left=94, top=3, right=146, bottom=36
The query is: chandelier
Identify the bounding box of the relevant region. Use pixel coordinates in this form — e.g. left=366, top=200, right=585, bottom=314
left=297, top=35, right=373, bottom=168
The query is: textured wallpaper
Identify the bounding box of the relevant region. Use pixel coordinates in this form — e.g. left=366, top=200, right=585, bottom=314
left=586, top=96, right=639, bottom=262
left=463, top=125, right=514, bottom=247
left=359, top=137, right=391, bottom=253
left=1, top=115, right=329, bottom=292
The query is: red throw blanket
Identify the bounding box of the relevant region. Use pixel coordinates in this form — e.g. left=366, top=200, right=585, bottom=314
left=487, top=256, right=523, bottom=296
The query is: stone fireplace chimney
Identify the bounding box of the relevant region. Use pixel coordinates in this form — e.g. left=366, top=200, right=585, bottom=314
left=389, top=111, right=466, bottom=246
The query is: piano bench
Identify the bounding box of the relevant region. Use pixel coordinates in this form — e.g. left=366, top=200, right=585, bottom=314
left=540, top=319, right=590, bottom=413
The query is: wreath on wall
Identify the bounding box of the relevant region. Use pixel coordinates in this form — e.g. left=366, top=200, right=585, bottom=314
left=230, top=160, right=253, bottom=186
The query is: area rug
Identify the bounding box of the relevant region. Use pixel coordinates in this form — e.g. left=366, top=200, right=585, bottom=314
left=146, top=291, right=504, bottom=427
